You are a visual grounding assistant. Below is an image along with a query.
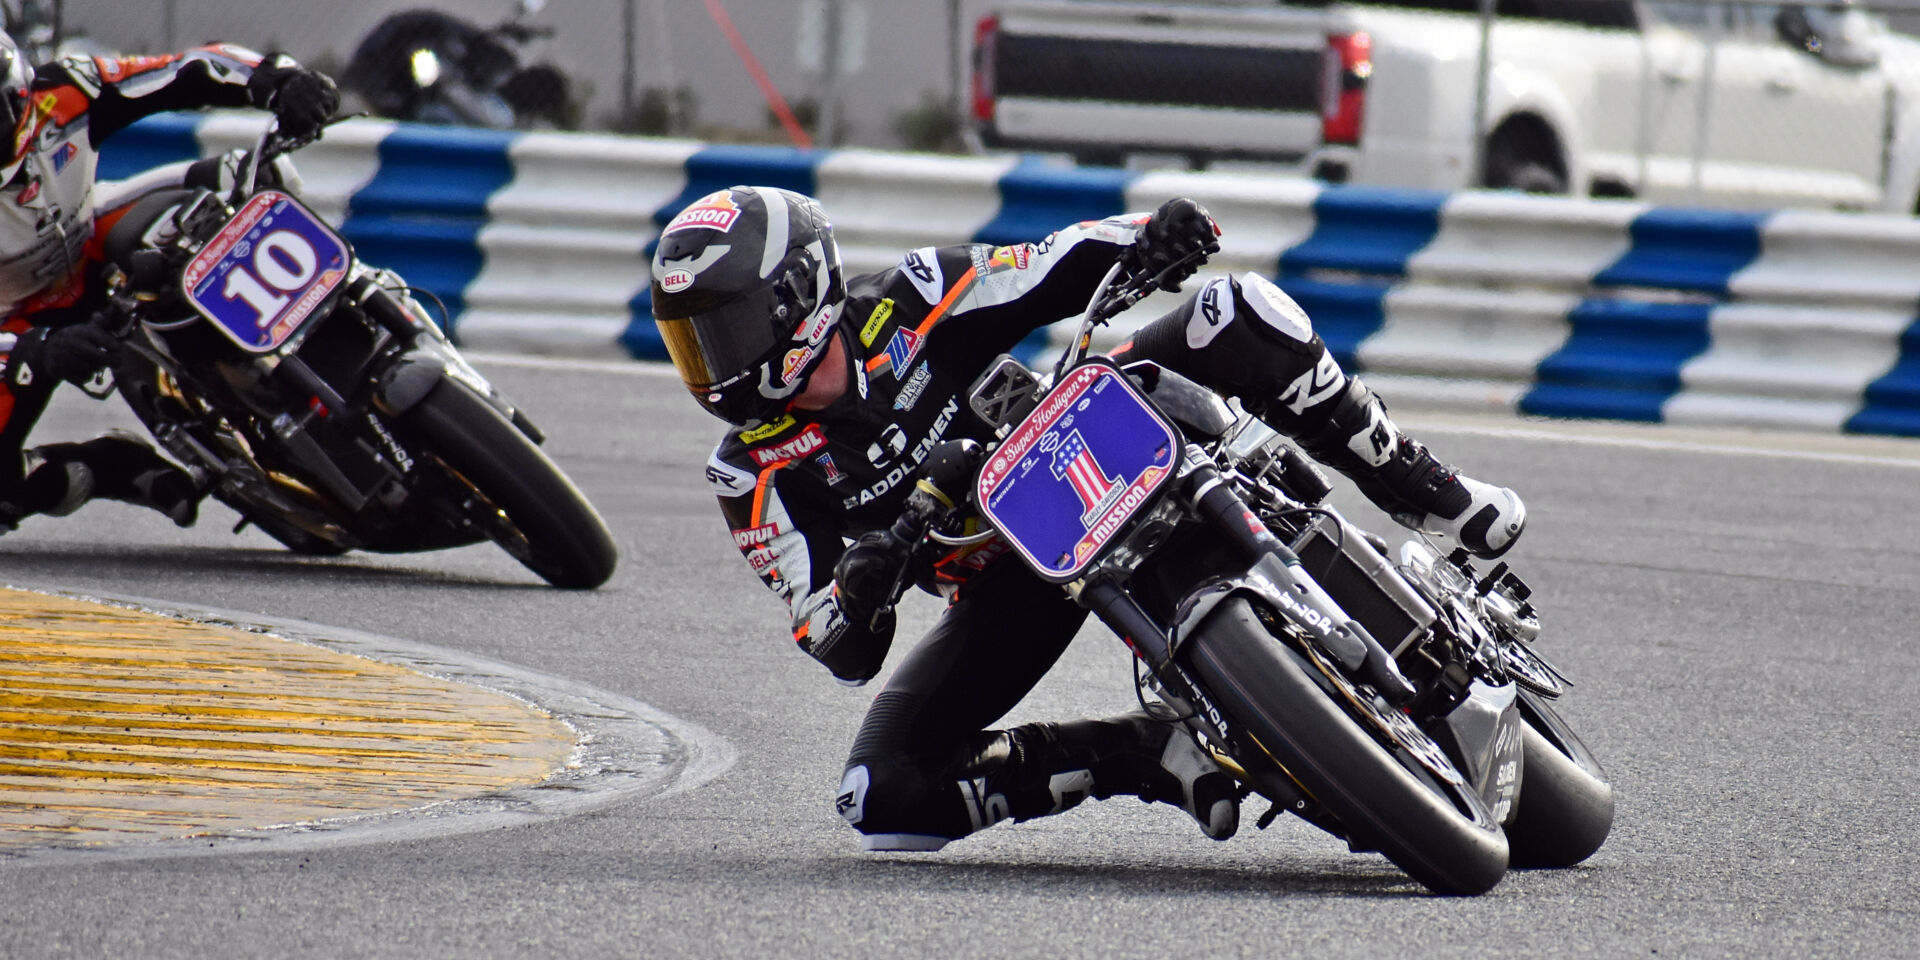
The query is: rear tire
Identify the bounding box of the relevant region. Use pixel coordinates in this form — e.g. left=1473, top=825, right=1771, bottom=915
left=401, top=377, right=618, bottom=589
left=1506, top=692, right=1614, bottom=869
left=1183, top=598, right=1509, bottom=895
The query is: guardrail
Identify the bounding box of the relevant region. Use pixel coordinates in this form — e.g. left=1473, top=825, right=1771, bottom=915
left=100, top=113, right=1920, bottom=437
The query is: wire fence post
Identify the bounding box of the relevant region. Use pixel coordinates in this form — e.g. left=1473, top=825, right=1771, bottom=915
left=1470, top=0, right=1495, bottom=187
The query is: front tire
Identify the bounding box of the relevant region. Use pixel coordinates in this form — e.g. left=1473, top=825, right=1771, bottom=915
left=401, top=377, right=618, bottom=589
left=1183, top=598, right=1509, bottom=895
left=1506, top=691, right=1614, bottom=869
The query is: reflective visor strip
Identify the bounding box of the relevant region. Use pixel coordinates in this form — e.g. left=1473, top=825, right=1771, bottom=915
left=655, top=284, right=791, bottom=390
left=656, top=316, right=714, bottom=388
left=867, top=265, right=977, bottom=374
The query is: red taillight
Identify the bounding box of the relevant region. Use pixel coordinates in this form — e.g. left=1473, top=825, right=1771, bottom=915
left=972, top=14, right=1000, bottom=125
left=1322, top=32, right=1371, bottom=146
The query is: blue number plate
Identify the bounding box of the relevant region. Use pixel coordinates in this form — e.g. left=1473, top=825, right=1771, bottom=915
left=976, top=359, right=1181, bottom=583
left=181, top=190, right=351, bottom=353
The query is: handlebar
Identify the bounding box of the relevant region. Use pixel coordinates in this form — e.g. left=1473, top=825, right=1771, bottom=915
left=1055, top=246, right=1213, bottom=382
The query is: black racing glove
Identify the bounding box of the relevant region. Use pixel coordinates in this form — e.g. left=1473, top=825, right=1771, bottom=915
left=832, top=529, right=914, bottom=626
left=247, top=53, right=339, bottom=141
left=1123, top=197, right=1222, bottom=292
left=13, top=323, right=120, bottom=387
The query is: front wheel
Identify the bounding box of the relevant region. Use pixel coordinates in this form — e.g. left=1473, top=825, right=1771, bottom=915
left=1183, top=598, right=1509, bottom=895
left=401, top=377, right=618, bottom=589
left=1505, top=690, right=1614, bottom=869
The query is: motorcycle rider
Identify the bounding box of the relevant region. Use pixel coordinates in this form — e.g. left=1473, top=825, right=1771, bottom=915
left=0, top=35, right=338, bottom=532
left=651, top=186, right=1527, bottom=851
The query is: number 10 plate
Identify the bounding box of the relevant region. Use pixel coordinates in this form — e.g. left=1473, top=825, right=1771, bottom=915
left=181, top=190, right=350, bottom=353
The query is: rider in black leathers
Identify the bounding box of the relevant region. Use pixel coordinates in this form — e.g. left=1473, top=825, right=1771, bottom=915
left=651, top=186, right=1527, bottom=851
left=0, top=35, right=337, bottom=532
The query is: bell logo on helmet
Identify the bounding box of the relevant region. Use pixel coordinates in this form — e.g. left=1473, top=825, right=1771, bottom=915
left=664, top=190, right=743, bottom=234
left=659, top=268, right=695, bottom=293
left=799, top=303, right=835, bottom=344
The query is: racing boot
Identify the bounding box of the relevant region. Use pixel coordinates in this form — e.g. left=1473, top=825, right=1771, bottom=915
left=28, top=433, right=203, bottom=527
left=1262, top=376, right=1526, bottom=559
left=953, top=713, right=1240, bottom=841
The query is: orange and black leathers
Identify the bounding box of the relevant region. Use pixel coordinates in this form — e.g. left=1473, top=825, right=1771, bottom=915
left=706, top=217, right=1152, bottom=684
left=698, top=208, right=1375, bottom=843
left=0, top=46, right=289, bottom=519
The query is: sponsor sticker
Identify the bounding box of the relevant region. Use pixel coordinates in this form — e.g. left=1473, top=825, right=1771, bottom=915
left=749, top=423, right=827, bottom=467
left=902, top=248, right=943, bottom=304
left=705, top=449, right=755, bottom=496
left=664, top=190, right=742, bottom=234
left=860, top=298, right=894, bottom=346
left=990, top=245, right=1030, bottom=270
left=1186, top=277, right=1235, bottom=350
left=893, top=362, right=932, bottom=412
left=733, top=523, right=780, bottom=548
left=817, top=451, right=845, bottom=484
left=798, top=303, right=835, bottom=344
left=782, top=343, right=818, bottom=383
left=659, top=268, right=695, bottom=293
left=883, top=327, right=922, bottom=376
left=738, top=415, right=796, bottom=443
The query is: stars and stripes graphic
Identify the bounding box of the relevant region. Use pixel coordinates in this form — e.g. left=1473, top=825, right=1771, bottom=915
left=816, top=451, right=844, bottom=484
left=1051, top=429, right=1123, bottom=524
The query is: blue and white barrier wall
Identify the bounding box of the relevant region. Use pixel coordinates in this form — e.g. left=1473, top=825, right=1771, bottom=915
left=100, top=112, right=1920, bottom=438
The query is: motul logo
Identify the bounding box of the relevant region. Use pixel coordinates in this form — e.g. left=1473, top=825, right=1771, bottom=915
left=733, top=523, right=779, bottom=548
left=749, top=425, right=827, bottom=466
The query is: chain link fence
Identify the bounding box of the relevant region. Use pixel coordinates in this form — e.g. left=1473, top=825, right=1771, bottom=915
left=16, top=0, right=1920, bottom=212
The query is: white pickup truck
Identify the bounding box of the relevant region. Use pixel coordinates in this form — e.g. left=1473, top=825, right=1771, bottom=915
left=971, top=0, right=1920, bottom=212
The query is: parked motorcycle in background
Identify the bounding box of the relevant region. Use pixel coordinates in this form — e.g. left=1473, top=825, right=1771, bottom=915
left=3, top=0, right=109, bottom=66
left=342, top=0, right=570, bottom=129
left=89, top=119, right=618, bottom=588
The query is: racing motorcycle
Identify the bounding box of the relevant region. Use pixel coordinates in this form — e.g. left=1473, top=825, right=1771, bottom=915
left=88, top=120, right=618, bottom=589
left=880, top=257, right=1613, bottom=894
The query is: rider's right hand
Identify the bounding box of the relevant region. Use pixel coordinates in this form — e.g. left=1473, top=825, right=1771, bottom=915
left=833, top=530, right=913, bottom=624
left=1126, top=197, right=1221, bottom=293
left=14, top=323, right=119, bottom=387
left=248, top=53, right=339, bottom=140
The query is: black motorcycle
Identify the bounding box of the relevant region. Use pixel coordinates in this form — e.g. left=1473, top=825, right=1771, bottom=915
left=342, top=1, right=570, bottom=129
left=91, top=120, right=617, bottom=589
left=881, top=256, right=1613, bottom=894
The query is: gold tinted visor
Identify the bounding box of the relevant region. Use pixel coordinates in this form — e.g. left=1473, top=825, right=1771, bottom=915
left=656, top=316, right=714, bottom=390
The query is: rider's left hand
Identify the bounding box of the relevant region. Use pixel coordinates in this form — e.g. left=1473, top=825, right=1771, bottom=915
left=1127, top=197, right=1221, bottom=293
left=248, top=54, right=339, bottom=140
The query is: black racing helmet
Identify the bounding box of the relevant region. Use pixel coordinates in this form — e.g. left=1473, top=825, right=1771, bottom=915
left=651, top=186, right=846, bottom=428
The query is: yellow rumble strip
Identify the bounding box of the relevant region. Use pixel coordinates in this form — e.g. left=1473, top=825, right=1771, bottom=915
left=0, top=589, right=576, bottom=849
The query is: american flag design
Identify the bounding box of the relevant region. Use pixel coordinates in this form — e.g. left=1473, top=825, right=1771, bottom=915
left=1050, top=430, right=1123, bottom=525
left=816, top=451, right=844, bottom=484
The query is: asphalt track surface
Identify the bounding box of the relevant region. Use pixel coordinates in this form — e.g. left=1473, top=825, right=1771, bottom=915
left=1, top=355, right=1917, bottom=959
